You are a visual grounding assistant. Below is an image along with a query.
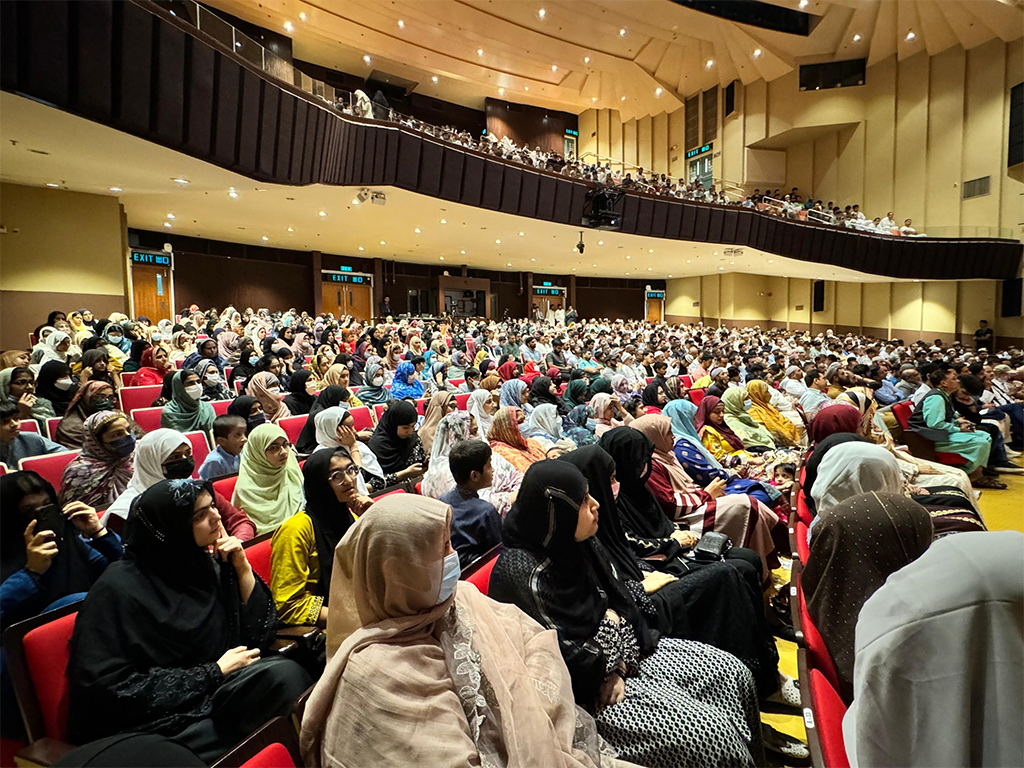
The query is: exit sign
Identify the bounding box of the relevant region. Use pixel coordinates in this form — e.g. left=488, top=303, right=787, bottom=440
left=686, top=142, right=713, bottom=159
left=131, top=250, right=172, bottom=267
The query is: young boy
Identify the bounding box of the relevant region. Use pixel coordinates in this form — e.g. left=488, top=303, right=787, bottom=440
left=439, top=440, right=502, bottom=567
left=199, top=414, right=246, bottom=481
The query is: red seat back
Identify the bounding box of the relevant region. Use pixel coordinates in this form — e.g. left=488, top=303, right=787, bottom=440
left=681, top=375, right=693, bottom=387
left=415, top=399, right=428, bottom=416
left=277, top=415, right=307, bottom=445
left=19, top=450, right=80, bottom=492
left=21, top=609, right=78, bottom=740
left=892, top=399, right=913, bottom=430
left=184, top=431, right=211, bottom=479
left=46, top=417, right=62, bottom=441
left=349, top=406, right=374, bottom=432
left=243, top=533, right=273, bottom=583
left=463, top=555, right=498, bottom=596
left=449, top=379, right=464, bottom=389
left=373, top=404, right=387, bottom=421
left=689, top=388, right=705, bottom=406
left=18, top=420, right=39, bottom=434
left=213, top=475, right=239, bottom=501
left=795, top=519, right=810, bottom=562
left=454, top=393, right=471, bottom=410
left=811, top=669, right=851, bottom=768
left=0, top=463, right=7, bottom=476
left=211, top=399, right=231, bottom=415
left=119, top=372, right=137, bottom=387
left=130, top=407, right=164, bottom=434
left=240, top=743, right=297, bottom=768
left=118, top=385, right=163, bottom=414
left=797, top=574, right=842, bottom=692
left=174, top=359, right=184, bottom=369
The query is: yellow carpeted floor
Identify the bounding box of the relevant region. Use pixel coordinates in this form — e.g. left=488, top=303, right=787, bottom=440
left=761, top=455, right=1023, bottom=764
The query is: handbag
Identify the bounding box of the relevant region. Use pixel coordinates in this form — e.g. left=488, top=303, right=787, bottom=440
left=692, top=531, right=732, bottom=562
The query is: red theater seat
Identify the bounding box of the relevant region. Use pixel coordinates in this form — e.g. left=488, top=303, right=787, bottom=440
left=212, top=717, right=302, bottom=768
left=455, top=393, right=471, bottom=410
left=277, top=415, right=306, bottom=446
left=461, top=546, right=500, bottom=596
left=811, top=669, right=851, bottom=768
left=689, top=388, right=705, bottom=406
left=118, top=385, right=164, bottom=414
left=211, top=399, right=232, bottom=415
left=796, top=572, right=842, bottom=693
left=19, top=420, right=39, bottom=434
left=349, top=406, right=374, bottom=432
left=243, top=531, right=274, bottom=584
left=130, top=407, right=164, bottom=434
left=19, top=451, right=80, bottom=492
left=119, top=372, right=136, bottom=387
left=46, top=418, right=62, bottom=441
left=184, top=431, right=211, bottom=478
left=213, top=474, right=239, bottom=501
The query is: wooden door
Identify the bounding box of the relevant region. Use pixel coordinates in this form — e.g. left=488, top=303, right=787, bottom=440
left=646, top=298, right=664, bottom=323
left=132, top=265, right=172, bottom=321
left=347, top=284, right=372, bottom=321
left=321, top=283, right=344, bottom=319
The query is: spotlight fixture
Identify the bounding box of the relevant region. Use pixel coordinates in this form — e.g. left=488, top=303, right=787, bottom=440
left=318, top=210, right=327, bottom=217
left=353, top=188, right=370, bottom=205
left=431, top=76, right=438, bottom=83
left=705, top=59, right=714, bottom=69
left=166, top=213, right=175, bottom=219
left=109, top=186, right=122, bottom=192
left=299, top=12, right=307, bottom=21
left=655, top=87, right=663, bottom=96
left=576, top=230, right=585, bottom=255
left=551, top=64, right=558, bottom=72
left=477, top=48, right=484, bottom=56
left=905, top=30, right=916, bottom=41
left=414, top=228, right=421, bottom=234
left=380, top=240, right=387, bottom=245
left=163, top=222, right=172, bottom=228
left=584, top=56, right=590, bottom=64
left=398, top=19, right=405, bottom=28
left=498, top=87, right=505, bottom=96
left=45, top=182, right=59, bottom=188
left=228, top=189, right=239, bottom=198
left=284, top=21, right=294, bottom=32
left=538, top=8, right=546, bottom=18
left=753, top=48, right=762, bottom=58
left=262, top=236, right=269, bottom=241
left=287, top=227, right=295, bottom=232
left=853, top=34, right=861, bottom=42
left=363, top=54, right=371, bottom=64
left=172, top=177, right=189, bottom=184
left=619, top=28, right=626, bottom=36
left=798, top=0, right=808, bottom=7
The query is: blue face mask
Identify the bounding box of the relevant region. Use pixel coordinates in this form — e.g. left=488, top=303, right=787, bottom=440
left=437, top=551, right=460, bottom=604
left=249, top=355, right=259, bottom=365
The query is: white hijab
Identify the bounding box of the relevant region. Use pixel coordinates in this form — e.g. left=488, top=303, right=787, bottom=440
left=844, top=531, right=1024, bottom=768
left=810, top=442, right=903, bottom=516
left=467, top=389, right=493, bottom=441
left=103, top=429, right=189, bottom=522
left=314, top=406, right=379, bottom=494
left=524, top=403, right=562, bottom=444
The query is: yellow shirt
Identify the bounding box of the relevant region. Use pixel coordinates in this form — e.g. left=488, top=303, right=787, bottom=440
left=699, top=426, right=747, bottom=462
left=270, top=512, right=323, bottom=626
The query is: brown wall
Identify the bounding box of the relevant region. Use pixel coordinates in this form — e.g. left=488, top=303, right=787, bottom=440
left=485, top=98, right=578, bottom=156
left=0, top=291, right=127, bottom=350
left=172, top=252, right=312, bottom=312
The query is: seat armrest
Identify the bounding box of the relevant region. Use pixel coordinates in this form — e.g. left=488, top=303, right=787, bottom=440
left=276, top=625, right=320, bottom=642
left=268, top=638, right=298, bottom=656
left=16, top=737, right=76, bottom=767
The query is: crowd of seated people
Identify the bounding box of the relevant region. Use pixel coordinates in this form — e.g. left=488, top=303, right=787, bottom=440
left=1, top=301, right=1022, bottom=765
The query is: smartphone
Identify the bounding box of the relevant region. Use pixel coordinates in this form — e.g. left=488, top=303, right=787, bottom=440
left=33, top=504, right=66, bottom=550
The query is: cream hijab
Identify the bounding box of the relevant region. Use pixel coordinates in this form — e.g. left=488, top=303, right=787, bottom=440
left=300, top=495, right=601, bottom=768
left=810, top=442, right=903, bottom=515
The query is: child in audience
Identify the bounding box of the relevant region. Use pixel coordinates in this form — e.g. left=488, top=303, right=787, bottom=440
left=770, top=462, right=796, bottom=496
left=0, top=401, right=66, bottom=466
left=199, top=415, right=247, bottom=481
left=439, top=439, right=502, bottom=567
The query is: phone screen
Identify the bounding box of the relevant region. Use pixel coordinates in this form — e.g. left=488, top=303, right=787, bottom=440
left=34, top=504, right=66, bottom=550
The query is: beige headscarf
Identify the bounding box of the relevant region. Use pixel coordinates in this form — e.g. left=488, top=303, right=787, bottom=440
left=418, top=391, right=455, bottom=455
left=300, top=495, right=601, bottom=768
left=246, top=371, right=291, bottom=423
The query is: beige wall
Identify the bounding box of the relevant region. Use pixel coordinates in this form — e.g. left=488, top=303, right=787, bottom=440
left=0, top=182, right=128, bottom=349
left=579, top=39, right=1023, bottom=237
left=666, top=276, right=1023, bottom=348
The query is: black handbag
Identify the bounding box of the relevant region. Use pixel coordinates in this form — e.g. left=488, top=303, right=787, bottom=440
left=692, top=532, right=732, bottom=562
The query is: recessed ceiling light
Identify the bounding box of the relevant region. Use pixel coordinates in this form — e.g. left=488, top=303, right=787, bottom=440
left=598, top=240, right=603, bottom=245
left=440, top=219, right=447, bottom=224
left=498, top=87, right=505, bottom=96
left=461, top=250, right=467, bottom=255
left=45, top=182, right=59, bottom=188
left=166, top=213, right=175, bottom=219
left=625, top=255, right=631, bottom=259
left=363, top=54, right=371, bottom=64
left=495, top=239, right=502, bottom=244
left=655, top=87, right=663, bottom=96
left=172, top=177, right=189, bottom=184
left=551, top=64, right=558, bottom=72
left=730, top=261, right=735, bottom=265
left=647, top=267, right=653, bottom=271
left=668, top=274, right=673, bottom=277
left=753, top=48, right=762, bottom=58
left=905, top=30, right=916, bottom=41
left=719, top=267, right=724, bottom=270
left=705, top=59, right=714, bottom=69
left=439, top=256, right=445, bottom=260
left=108, top=186, right=122, bottom=192
left=767, top=259, right=774, bottom=263
left=283, top=20, right=294, bottom=32
left=398, top=19, right=405, bottom=28
left=852, top=34, right=861, bottom=42
left=524, top=86, right=529, bottom=91
left=380, top=240, right=387, bottom=245
left=299, top=12, right=307, bottom=21
left=477, top=48, right=484, bottom=56
left=591, top=97, right=598, bottom=102
left=163, top=222, right=172, bottom=228
left=228, top=189, right=239, bottom=198
left=506, top=262, right=512, bottom=267
left=287, top=227, right=294, bottom=232
left=592, top=263, right=597, bottom=267
left=625, top=272, right=630, bottom=275
left=318, top=211, right=327, bottom=217
left=431, top=76, right=438, bottom=83
left=648, top=249, right=654, bottom=253
left=686, top=259, right=692, bottom=263
left=619, top=28, right=626, bottom=36
left=798, top=0, right=808, bottom=7
left=538, top=8, right=546, bottom=18
left=518, top=231, right=525, bottom=236
left=358, top=246, right=365, bottom=251
left=235, top=41, right=241, bottom=48
left=262, top=235, right=269, bottom=241
left=584, top=56, right=590, bottom=64
left=621, top=95, right=626, bottom=101
left=571, top=267, right=576, bottom=271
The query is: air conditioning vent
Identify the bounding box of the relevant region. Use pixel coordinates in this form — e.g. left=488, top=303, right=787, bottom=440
left=962, top=176, right=991, bottom=199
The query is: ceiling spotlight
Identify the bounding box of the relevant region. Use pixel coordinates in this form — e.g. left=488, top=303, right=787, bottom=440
left=538, top=8, right=546, bottom=18
left=655, top=87, right=663, bottom=96
left=767, top=259, right=774, bottom=263
left=414, top=227, right=421, bottom=233
left=299, top=12, right=307, bottom=21
left=163, top=222, right=172, bottom=228
left=45, top=182, right=59, bottom=188
left=719, top=267, right=724, bottom=271
left=287, top=227, right=294, bottom=232
left=798, top=0, right=808, bottom=7
left=518, top=231, right=525, bottom=236
left=598, top=240, right=604, bottom=245
left=495, top=239, right=502, bottom=244
left=109, top=186, right=122, bottom=192
left=461, top=250, right=467, bottom=255
left=283, top=21, right=294, bottom=32
left=477, top=48, right=484, bottom=56
left=686, top=260, right=691, bottom=263
left=358, top=246, right=364, bottom=251
left=440, top=218, right=447, bottom=224
left=551, top=64, right=558, bottom=72
left=905, top=30, right=916, bottom=41
left=620, top=95, right=626, bottom=101
left=397, top=19, right=405, bottom=28
left=668, top=274, right=673, bottom=277
left=431, top=75, right=438, bottom=83
left=626, top=255, right=631, bottom=259
left=591, top=97, right=598, bottom=102
left=353, top=188, right=370, bottom=205
left=498, top=87, right=505, bottom=96
left=571, top=267, right=576, bottom=271
left=439, top=256, right=445, bottom=261
left=524, top=86, right=529, bottom=91
left=166, top=213, right=175, bottom=219
left=380, top=240, right=387, bottom=245
left=531, top=258, right=536, bottom=262
left=584, top=56, right=590, bottom=64
left=262, top=236, right=269, bottom=241
left=318, top=210, right=327, bottom=217
left=705, top=59, right=714, bottom=69
left=853, top=33, right=861, bottom=42
left=753, top=48, right=762, bottom=58
left=619, top=28, right=626, bottom=36
left=228, top=189, right=239, bottom=198
left=363, top=55, right=372, bottom=65
left=506, top=262, right=512, bottom=267
left=172, top=177, right=189, bottom=184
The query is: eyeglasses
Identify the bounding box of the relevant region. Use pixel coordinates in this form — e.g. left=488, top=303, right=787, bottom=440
left=328, top=466, right=361, bottom=485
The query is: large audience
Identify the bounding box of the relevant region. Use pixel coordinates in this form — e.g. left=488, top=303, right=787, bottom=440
left=1, top=304, right=1021, bottom=766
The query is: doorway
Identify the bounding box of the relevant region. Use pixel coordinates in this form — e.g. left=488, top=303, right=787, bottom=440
left=688, top=155, right=713, bottom=188
left=563, top=135, right=577, bottom=160
left=321, top=283, right=373, bottom=321
left=646, top=296, right=664, bottom=323
left=132, top=264, right=172, bottom=322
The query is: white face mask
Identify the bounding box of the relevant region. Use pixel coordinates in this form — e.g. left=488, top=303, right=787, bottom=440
left=54, top=377, right=74, bottom=391
left=267, top=386, right=281, bottom=397
left=437, top=551, right=461, bottom=604
left=205, top=372, right=220, bottom=382
left=151, top=333, right=162, bottom=342
left=184, top=383, right=204, bottom=400
left=372, top=376, right=384, bottom=387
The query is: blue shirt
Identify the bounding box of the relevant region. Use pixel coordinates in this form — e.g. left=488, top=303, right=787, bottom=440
left=0, top=432, right=66, bottom=467
left=439, top=487, right=502, bottom=568
left=198, top=445, right=241, bottom=481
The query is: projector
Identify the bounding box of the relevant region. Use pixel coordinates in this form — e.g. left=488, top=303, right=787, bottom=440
left=582, top=187, right=624, bottom=231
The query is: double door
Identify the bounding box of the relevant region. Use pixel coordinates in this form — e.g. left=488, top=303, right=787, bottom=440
left=322, top=283, right=372, bottom=321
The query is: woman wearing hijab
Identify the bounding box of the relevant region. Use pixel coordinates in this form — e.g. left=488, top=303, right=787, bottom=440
left=160, top=370, right=217, bottom=434
left=121, top=340, right=149, bottom=373
left=0, top=366, right=56, bottom=427
left=590, top=392, right=631, bottom=436
left=489, top=461, right=766, bottom=768
left=367, top=400, right=426, bottom=477
left=294, top=386, right=349, bottom=454
left=561, top=404, right=598, bottom=448
left=843, top=531, right=1023, bottom=768
left=802, top=492, right=933, bottom=703
left=562, top=378, right=590, bottom=411
left=418, top=391, right=457, bottom=455
left=67, top=479, right=310, bottom=762
left=388, top=360, right=423, bottom=401
left=809, top=442, right=905, bottom=518
left=721, top=388, right=775, bottom=449
left=745, top=380, right=803, bottom=448
left=35, top=360, right=78, bottom=417
left=299, top=494, right=603, bottom=768
left=216, top=329, right=240, bottom=366
left=498, top=378, right=530, bottom=415
left=627, top=417, right=783, bottom=580
left=610, top=374, right=634, bottom=404
left=282, top=369, right=317, bottom=416
left=270, top=448, right=361, bottom=627
left=317, top=407, right=418, bottom=494
left=247, top=371, right=291, bottom=424
left=640, top=381, right=670, bottom=415
left=231, top=423, right=305, bottom=534
left=423, top=361, right=458, bottom=397
left=33, top=330, right=72, bottom=367
left=487, top=406, right=547, bottom=473
left=467, top=389, right=496, bottom=439
left=354, top=362, right=389, bottom=410
left=188, top=358, right=228, bottom=402
left=228, top=340, right=259, bottom=391
left=528, top=376, right=566, bottom=417
left=75, top=348, right=118, bottom=390
left=695, top=396, right=756, bottom=465
left=522, top=403, right=563, bottom=449
left=132, top=346, right=171, bottom=387
left=59, top=411, right=136, bottom=508
left=56, top=380, right=121, bottom=449
left=496, top=360, right=519, bottom=383
left=101, top=323, right=131, bottom=363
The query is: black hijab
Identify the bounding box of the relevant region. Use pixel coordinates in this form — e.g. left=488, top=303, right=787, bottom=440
left=368, top=400, right=419, bottom=474
left=295, top=386, right=348, bottom=454
left=528, top=376, right=565, bottom=414
left=283, top=369, right=316, bottom=416
left=559, top=445, right=644, bottom=582
left=301, top=449, right=353, bottom=600
left=599, top=428, right=676, bottom=539
left=641, top=381, right=667, bottom=408
left=0, top=472, right=97, bottom=629
left=36, top=360, right=78, bottom=416
left=157, top=371, right=177, bottom=403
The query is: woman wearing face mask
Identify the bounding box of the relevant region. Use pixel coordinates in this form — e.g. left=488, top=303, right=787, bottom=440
left=231, top=423, right=305, bottom=534
left=102, top=429, right=255, bottom=539
left=132, top=346, right=172, bottom=387
left=488, top=461, right=766, bottom=768
left=389, top=361, right=424, bottom=401
left=101, top=323, right=131, bottom=363
left=161, top=370, right=217, bottom=434
left=467, top=388, right=497, bottom=438
left=228, top=341, right=259, bottom=391
left=282, top=369, right=318, bottom=416
left=67, top=479, right=311, bottom=762
left=270, top=448, right=366, bottom=628
left=35, top=362, right=79, bottom=417
left=0, top=366, right=56, bottom=427
left=247, top=371, right=291, bottom=423
left=192, top=358, right=231, bottom=401
left=366, top=400, right=426, bottom=479
left=56, top=381, right=122, bottom=449
left=59, top=411, right=136, bottom=508
left=300, top=493, right=603, bottom=768
left=227, top=396, right=267, bottom=435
